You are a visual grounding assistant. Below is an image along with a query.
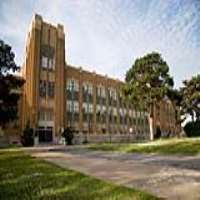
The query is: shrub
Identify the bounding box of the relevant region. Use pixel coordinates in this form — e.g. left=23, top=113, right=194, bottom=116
left=21, top=123, right=34, bottom=146
left=184, top=121, right=200, bottom=137
left=62, top=127, right=74, bottom=145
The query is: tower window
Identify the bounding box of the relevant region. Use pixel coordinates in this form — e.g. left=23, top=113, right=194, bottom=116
left=49, top=58, right=55, bottom=70
left=41, top=56, right=48, bottom=69
left=48, top=82, right=55, bottom=98
left=39, top=80, right=46, bottom=97
left=41, top=56, right=55, bottom=70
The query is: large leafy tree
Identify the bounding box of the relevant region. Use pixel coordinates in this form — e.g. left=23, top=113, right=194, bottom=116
left=180, top=74, right=200, bottom=122
left=0, top=40, right=24, bottom=127
left=124, top=52, right=174, bottom=140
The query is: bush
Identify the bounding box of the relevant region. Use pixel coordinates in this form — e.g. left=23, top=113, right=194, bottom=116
left=62, top=127, right=74, bottom=145
left=184, top=121, right=200, bottom=137
left=21, top=123, right=34, bottom=146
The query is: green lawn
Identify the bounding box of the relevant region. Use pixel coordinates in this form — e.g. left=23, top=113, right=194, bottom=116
left=88, top=138, right=200, bottom=155
left=0, top=149, right=158, bottom=200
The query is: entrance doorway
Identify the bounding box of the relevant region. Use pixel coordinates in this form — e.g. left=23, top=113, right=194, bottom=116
left=38, top=126, right=53, bottom=143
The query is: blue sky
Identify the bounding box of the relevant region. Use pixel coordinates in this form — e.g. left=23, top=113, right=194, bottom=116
left=0, top=0, right=200, bottom=88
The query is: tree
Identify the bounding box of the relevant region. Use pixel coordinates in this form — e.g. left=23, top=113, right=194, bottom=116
left=124, top=52, right=174, bottom=140
left=21, top=121, right=34, bottom=146
left=62, top=127, right=74, bottom=145
left=0, top=40, right=24, bottom=127
left=180, top=74, right=200, bottom=122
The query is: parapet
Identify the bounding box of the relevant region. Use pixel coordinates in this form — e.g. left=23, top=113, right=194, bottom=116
left=31, top=13, right=42, bottom=30
left=57, top=24, right=65, bottom=39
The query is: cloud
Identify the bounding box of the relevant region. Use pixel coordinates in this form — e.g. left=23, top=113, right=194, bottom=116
left=0, top=0, right=199, bottom=87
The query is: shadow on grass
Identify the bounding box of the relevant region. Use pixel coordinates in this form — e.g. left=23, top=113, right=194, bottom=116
left=0, top=150, right=158, bottom=200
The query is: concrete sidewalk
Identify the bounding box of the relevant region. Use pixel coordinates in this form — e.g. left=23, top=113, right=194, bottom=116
left=25, top=146, right=200, bottom=200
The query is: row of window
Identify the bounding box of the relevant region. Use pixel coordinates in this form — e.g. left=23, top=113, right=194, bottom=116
left=66, top=79, right=118, bottom=99
left=66, top=101, right=148, bottom=124
left=38, top=109, right=148, bottom=128
left=39, top=80, right=55, bottom=98
left=67, top=112, right=148, bottom=126
left=66, top=89, right=132, bottom=108
left=66, top=91, right=128, bottom=109
left=66, top=101, right=145, bottom=118
left=66, top=80, right=132, bottom=109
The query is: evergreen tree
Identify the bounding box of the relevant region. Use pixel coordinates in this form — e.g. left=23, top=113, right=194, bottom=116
left=124, top=52, right=174, bottom=140
left=181, top=74, right=200, bottom=122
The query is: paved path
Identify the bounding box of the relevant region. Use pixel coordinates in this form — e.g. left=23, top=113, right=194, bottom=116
left=25, top=146, right=200, bottom=200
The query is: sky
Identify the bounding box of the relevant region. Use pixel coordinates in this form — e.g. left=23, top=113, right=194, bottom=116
left=0, top=0, right=200, bottom=88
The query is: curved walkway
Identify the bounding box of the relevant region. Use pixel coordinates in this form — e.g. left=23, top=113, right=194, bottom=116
left=25, top=145, right=200, bottom=200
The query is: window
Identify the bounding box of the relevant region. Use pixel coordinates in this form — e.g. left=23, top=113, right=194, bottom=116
left=102, top=87, right=106, bottom=97
left=113, top=90, right=117, bottom=100
left=129, top=109, right=132, bottom=117
left=97, top=86, right=101, bottom=97
left=48, top=82, right=55, bottom=98
left=119, top=108, right=123, bottom=116
left=74, top=102, right=79, bottom=113
left=87, top=85, right=92, bottom=94
left=82, top=102, right=93, bottom=113
left=108, top=88, right=116, bottom=99
left=75, top=81, right=79, bottom=91
left=67, top=101, right=73, bottom=112
left=41, top=56, right=48, bottom=69
left=49, top=58, right=55, bottom=70
left=97, top=85, right=106, bottom=97
left=40, top=81, right=55, bottom=98
left=113, top=107, right=117, bottom=116
left=66, top=100, right=79, bottom=113
left=66, top=79, right=79, bottom=91
left=88, top=104, right=93, bottom=113
left=83, top=82, right=93, bottom=94
left=41, top=56, right=55, bottom=70
left=39, top=80, right=46, bottom=97
left=96, top=105, right=101, bottom=113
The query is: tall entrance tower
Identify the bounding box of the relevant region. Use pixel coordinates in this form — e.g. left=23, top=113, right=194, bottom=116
left=21, top=14, right=65, bottom=143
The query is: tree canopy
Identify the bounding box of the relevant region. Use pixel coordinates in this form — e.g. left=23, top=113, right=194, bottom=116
left=124, top=52, right=174, bottom=110
left=180, top=74, right=200, bottom=122
left=0, top=40, right=24, bottom=127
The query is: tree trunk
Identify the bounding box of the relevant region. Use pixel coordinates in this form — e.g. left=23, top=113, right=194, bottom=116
left=172, top=102, right=179, bottom=136
left=191, top=113, right=194, bottom=122
left=149, top=103, right=154, bottom=141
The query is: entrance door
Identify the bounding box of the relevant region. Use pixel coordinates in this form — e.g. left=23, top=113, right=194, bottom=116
left=38, top=127, right=53, bottom=143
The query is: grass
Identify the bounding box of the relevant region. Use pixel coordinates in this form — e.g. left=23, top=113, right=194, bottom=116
left=0, top=149, right=158, bottom=200
left=88, top=137, right=200, bottom=155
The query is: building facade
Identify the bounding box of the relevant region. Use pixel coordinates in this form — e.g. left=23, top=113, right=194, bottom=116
left=18, top=14, right=178, bottom=144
